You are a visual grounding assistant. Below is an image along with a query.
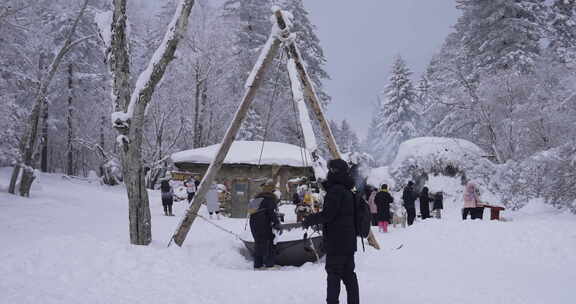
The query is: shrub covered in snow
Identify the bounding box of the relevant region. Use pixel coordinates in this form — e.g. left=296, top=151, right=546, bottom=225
left=388, top=137, right=497, bottom=190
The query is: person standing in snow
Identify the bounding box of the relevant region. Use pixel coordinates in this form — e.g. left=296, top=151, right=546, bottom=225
left=374, top=184, right=394, bottom=233
left=402, top=181, right=418, bottom=226
left=462, top=182, right=482, bottom=220
left=248, top=179, right=281, bottom=269
left=184, top=176, right=197, bottom=204
left=419, top=187, right=432, bottom=220
left=206, top=183, right=220, bottom=219
left=367, top=186, right=378, bottom=226
left=303, top=159, right=360, bottom=304
left=432, top=191, right=444, bottom=219
left=160, top=179, right=174, bottom=216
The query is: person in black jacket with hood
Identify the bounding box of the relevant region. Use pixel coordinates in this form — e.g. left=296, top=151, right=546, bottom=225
left=419, top=187, right=432, bottom=220
left=303, top=159, right=359, bottom=304
left=374, top=184, right=394, bottom=232
left=402, top=181, right=418, bottom=226
left=248, top=180, right=281, bottom=269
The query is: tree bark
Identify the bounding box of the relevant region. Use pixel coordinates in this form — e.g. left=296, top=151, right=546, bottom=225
left=66, top=64, right=75, bottom=176
left=109, top=0, right=195, bottom=245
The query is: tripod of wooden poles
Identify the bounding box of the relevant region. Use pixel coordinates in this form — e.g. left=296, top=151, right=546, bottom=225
left=169, top=7, right=380, bottom=250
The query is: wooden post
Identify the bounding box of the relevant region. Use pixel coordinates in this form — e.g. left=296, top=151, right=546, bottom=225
left=276, top=28, right=339, bottom=158
left=277, top=11, right=380, bottom=250
left=170, top=11, right=284, bottom=246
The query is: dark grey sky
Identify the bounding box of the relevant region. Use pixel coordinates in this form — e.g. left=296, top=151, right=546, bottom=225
left=304, top=1, right=461, bottom=138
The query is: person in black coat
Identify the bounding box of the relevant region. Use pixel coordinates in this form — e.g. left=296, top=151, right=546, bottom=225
left=248, top=180, right=281, bottom=269
left=402, top=181, right=418, bottom=226
left=303, top=159, right=359, bottom=304
left=374, top=184, right=394, bottom=232
left=419, top=187, right=432, bottom=220
left=160, top=179, right=174, bottom=216
left=432, top=191, right=444, bottom=219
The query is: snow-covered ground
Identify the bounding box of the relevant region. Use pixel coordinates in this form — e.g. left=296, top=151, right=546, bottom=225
left=1, top=167, right=575, bottom=304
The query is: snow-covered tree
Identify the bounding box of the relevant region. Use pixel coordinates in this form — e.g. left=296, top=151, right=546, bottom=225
left=373, top=56, right=420, bottom=164
left=455, top=0, right=545, bottom=74
left=238, top=108, right=265, bottom=141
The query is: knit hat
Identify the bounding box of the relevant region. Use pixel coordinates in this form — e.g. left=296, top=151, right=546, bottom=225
left=381, top=184, right=388, bottom=190
left=261, top=179, right=276, bottom=193
left=327, top=158, right=349, bottom=173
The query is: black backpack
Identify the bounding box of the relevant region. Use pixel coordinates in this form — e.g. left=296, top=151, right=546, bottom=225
left=352, top=190, right=371, bottom=240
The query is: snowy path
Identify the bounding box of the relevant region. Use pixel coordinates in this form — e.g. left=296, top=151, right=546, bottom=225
left=1, top=169, right=574, bottom=304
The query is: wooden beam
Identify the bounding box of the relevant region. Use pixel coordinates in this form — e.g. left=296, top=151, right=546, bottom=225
left=170, top=9, right=284, bottom=246
left=274, top=16, right=340, bottom=159
left=276, top=11, right=380, bottom=250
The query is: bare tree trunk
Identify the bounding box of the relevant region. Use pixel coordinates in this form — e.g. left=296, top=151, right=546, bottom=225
left=8, top=164, right=20, bottom=194
left=108, top=0, right=195, bottom=245
left=67, top=64, right=75, bottom=176
left=40, top=99, right=49, bottom=173
left=11, top=0, right=91, bottom=196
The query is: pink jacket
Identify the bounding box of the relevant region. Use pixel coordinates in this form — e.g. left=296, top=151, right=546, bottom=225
left=367, top=191, right=377, bottom=214
left=463, top=182, right=480, bottom=208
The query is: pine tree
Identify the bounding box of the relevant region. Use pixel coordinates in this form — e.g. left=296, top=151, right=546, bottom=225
left=456, top=0, right=545, bottom=74
left=376, top=56, right=420, bottom=164
left=547, top=0, right=576, bottom=66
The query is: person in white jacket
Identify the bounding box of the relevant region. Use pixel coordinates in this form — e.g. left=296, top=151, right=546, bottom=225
left=206, top=183, right=220, bottom=219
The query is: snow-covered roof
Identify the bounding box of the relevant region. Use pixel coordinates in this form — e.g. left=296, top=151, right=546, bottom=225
left=171, top=141, right=317, bottom=168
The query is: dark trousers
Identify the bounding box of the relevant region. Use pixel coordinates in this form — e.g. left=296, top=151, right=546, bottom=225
left=371, top=214, right=378, bottom=226
left=187, top=192, right=195, bottom=203
left=462, top=208, right=475, bottom=219
left=474, top=207, right=484, bottom=219
left=163, top=204, right=173, bottom=215
left=253, top=239, right=275, bottom=268
left=406, top=207, right=416, bottom=226
left=325, top=255, right=359, bottom=304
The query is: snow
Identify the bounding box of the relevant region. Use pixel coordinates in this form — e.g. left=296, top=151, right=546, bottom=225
left=1, top=167, right=575, bottom=304
left=171, top=140, right=321, bottom=168
left=94, top=10, right=112, bottom=48
left=390, top=137, right=489, bottom=171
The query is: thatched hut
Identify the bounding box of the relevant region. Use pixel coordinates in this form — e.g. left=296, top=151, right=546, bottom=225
left=170, top=141, right=319, bottom=218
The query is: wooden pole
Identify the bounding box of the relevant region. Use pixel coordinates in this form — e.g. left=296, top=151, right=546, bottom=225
left=278, top=36, right=340, bottom=158
left=277, top=11, right=380, bottom=250
left=170, top=10, right=284, bottom=246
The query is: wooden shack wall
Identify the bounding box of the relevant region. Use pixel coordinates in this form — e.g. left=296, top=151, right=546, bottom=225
left=173, top=162, right=313, bottom=218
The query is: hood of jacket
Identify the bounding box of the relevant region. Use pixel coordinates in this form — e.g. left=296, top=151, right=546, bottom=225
left=324, top=171, right=355, bottom=190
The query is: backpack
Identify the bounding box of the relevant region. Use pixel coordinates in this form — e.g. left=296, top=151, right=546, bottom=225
left=352, top=190, right=371, bottom=238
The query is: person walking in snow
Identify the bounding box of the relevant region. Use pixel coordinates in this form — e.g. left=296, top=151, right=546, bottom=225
left=374, top=184, right=394, bottom=233
left=160, top=179, right=174, bottom=216
left=303, top=159, right=360, bottom=304
left=206, top=183, right=220, bottom=219
left=432, top=191, right=444, bottom=219
left=402, top=181, right=418, bottom=226
left=248, top=179, right=281, bottom=269
left=419, top=187, right=432, bottom=220
left=462, top=182, right=482, bottom=220
left=184, top=176, right=197, bottom=203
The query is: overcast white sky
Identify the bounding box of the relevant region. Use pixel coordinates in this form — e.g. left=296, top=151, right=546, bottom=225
left=304, top=1, right=461, bottom=138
